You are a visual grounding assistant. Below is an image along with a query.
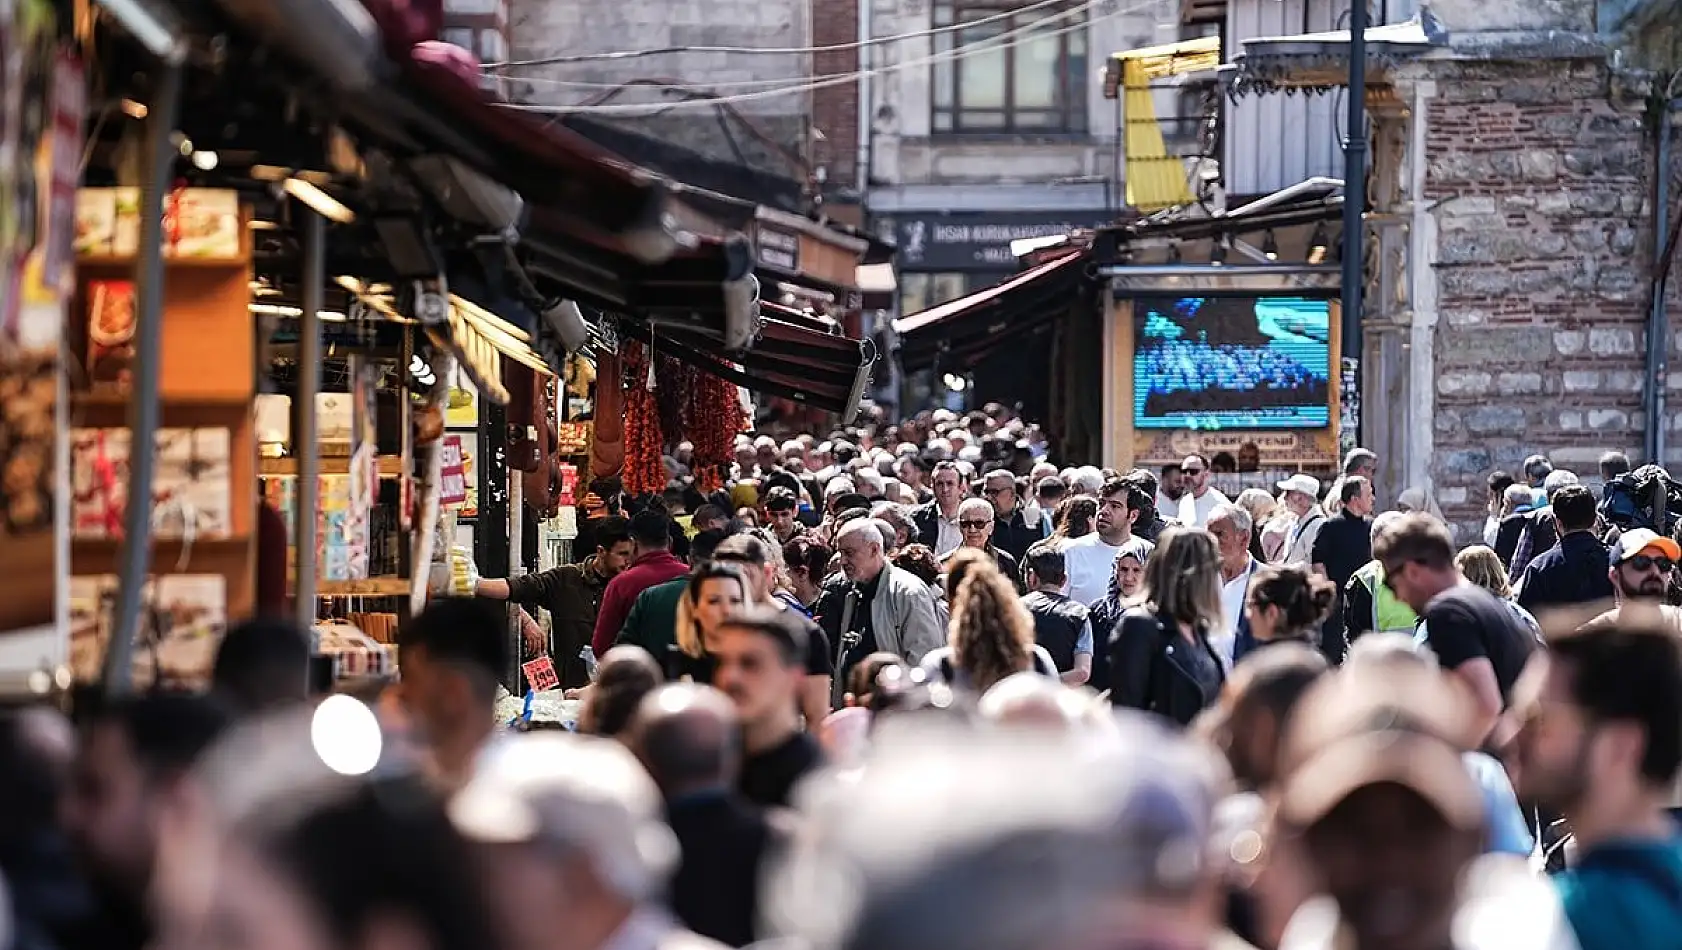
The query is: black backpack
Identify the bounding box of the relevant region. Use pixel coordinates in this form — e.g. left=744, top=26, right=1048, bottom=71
left=1600, top=464, right=1682, bottom=533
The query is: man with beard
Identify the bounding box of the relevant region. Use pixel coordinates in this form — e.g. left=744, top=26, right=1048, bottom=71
left=61, top=694, right=229, bottom=950
left=477, top=517, right=634, bottom=687
left=1177, top=454, right=1231, bottom=528
left=1512, top=620, right=1682, bottom=950
left=1586, top=529, right=1682, bottom=635
left=1063, top=479, right=1153, bottom=606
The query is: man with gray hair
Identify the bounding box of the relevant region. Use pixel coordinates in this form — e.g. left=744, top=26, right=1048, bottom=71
left=1207, top=502, right=1259, bottom=668
left=818, top=519, right=945, bottom=689
left=761, top=716, right=1246, bottom=950
left=449, top=733, right=726, bottom=950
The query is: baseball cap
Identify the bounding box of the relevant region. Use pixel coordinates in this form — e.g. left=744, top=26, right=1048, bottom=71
left=448, top=734, right=677, bottom=895
left=1275, top=663, right=1484, bottom=832
left=1612, top=528, right=1682, bottom=564
left=1276, top=473, right=1322, bottom=498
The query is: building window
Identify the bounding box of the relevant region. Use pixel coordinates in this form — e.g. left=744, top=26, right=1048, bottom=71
left=932, top=0, right=1088, bottom=135
left=900, top=273, right=973, bottom=315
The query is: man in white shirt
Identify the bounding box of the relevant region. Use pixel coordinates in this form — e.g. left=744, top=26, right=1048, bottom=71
left=1206, top=502, right=1259, bottom=668
left=1276, top=473, right=1325, bottom=566
left=1064, top=478, right=1154, bottom=605
left=911, top=460, right=966, bottom=557
left=1176, top=453, right=1230, bottom=528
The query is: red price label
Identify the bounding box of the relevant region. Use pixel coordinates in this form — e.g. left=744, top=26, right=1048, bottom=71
left=522, top=655, right=559, bottom=692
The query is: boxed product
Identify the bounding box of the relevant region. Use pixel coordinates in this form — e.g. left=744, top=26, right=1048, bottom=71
left=71, top=427, right=232, bottom=539
left=262, top=474, right=370, bottom=581
left=85, top=279, right=136, bottom=386
left=68, top=573, right=227, bottom=688
left=70, top=428, right=129, bottom=538
left=166, top=188, right=241, bottom=258
left=73, top=189, right=116, bottom=256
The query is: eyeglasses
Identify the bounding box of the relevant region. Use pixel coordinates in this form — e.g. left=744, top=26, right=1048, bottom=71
left=1628, top=555, right=1676, bottom=573
left=981, top=486, right=1011, bottom=497
left=959, top=520, right=993, bottom=530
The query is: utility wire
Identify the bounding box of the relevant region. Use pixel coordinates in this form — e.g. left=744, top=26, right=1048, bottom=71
left=502, top=0, right=1100, bottom=91
left=484, top=0, right=1087, bottom=68
left=501, top=1, right=1146, bottom=116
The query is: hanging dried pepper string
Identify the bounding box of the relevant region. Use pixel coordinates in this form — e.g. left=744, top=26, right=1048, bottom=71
left=620, top=341, right=666, bottom=496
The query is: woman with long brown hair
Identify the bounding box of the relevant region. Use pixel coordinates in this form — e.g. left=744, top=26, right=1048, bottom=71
left=1050, top=496, right=1099, bottom=540
left=921, top=558, right=1057, bottom=694
left=1106, top=527, right=1226, bottom=726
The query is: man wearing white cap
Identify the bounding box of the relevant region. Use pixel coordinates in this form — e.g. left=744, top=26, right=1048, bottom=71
left=448, top=733, right=726, bottom=950
left=1586, top=528, right=1682, bottom=636
left=1275, top=474, right=1324, bottom=567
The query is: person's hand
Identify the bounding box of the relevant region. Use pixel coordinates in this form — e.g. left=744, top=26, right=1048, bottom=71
left=521, top=622, right=547, bottom=656
left=563, top=684, right=595, bottom=701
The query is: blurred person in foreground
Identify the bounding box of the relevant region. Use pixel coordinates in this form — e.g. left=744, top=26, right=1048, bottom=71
left=578, top=646, right=663, bottom=740
left=713, top=533, right=834, bottom=725
left=710, top=605, right=827, bottom=808
left=210, top=617, right=311, bottom=717
left=0, top=708, right=91, bottom=950
left=761, top=714, right=1255, bottom=950
left=1273, top=659, right=1573, bottom=950
left=818, top=653, right=910, bottom=764
left=395, top=598, right=509, bottom=790
left=1512, top=618, right=1682, bottom=950
left=450, top=733, right=724, bottom=950
left=171, top=702, right=502, bottom=950
left=62, top=693, right=230, bottom=950
left=629, top=684, right=785, bottom=947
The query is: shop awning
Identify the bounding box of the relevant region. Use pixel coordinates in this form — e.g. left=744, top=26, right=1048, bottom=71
left=1233, top=13, right=1446, bottom=95
left=1104, top=36, right=1222, bottom=212
left=893, top=250, right=1087, bottom=372
left=618, top=315, right=872, bottom=419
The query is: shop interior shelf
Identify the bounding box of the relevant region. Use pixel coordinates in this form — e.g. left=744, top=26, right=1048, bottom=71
left=258, top=456, right=406, bottom=477
left=315, top=577, right=412, bottom=597
left=70, top=535, right=253, bottom=577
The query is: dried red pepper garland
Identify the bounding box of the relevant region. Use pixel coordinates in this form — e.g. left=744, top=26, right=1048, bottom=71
left=685, top=360, right=745, bottom=492
left=620, top=341, right=666, bottom=496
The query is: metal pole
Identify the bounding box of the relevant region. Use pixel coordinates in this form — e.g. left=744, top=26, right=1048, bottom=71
left=104, top=61, right=182, bottom=696
left=1644, top=98, right=1675, bottom=466
left=1340, top=0, right=1369, bottom=447
left=293, top=209, right=325, bottom=632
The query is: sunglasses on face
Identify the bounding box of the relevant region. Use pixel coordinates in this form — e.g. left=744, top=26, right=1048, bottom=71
left=959, top=520, right=992, bottom=530
left=982, top=486, right=1011, bottom=497
left=1628, top=555, right=1676, bottom=573
left=1182, top=467, right=1204, bottom=476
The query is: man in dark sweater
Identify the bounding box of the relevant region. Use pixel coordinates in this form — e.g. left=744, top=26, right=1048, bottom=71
left=710, top=605, right=824, bottom=809
left=1515, top=484, right=1614, bottom=611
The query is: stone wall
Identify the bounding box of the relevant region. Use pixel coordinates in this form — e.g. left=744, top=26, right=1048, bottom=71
left=1423, top=57, right=1681, bottom=538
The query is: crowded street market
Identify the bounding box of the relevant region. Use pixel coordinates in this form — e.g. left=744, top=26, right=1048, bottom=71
left=0, top=0, right=1679, bottom=947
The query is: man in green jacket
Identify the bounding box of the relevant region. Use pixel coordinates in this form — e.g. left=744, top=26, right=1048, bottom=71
left=614, top=528, right=727, bottom=674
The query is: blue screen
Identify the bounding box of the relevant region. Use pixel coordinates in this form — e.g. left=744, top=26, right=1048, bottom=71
left=1132, top=295, right=1332, bottom=430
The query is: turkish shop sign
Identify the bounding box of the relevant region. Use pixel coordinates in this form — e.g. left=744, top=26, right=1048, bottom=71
left=891, top=212, right=1113, bottom=271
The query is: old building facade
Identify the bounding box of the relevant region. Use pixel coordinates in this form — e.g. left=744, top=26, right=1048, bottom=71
left=1237, top=0, right=1680, bottom=537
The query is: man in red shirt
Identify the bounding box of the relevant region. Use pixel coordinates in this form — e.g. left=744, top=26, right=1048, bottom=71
left=591, top=510, right=689, bottom=657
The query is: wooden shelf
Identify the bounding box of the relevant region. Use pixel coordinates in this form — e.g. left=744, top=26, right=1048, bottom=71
left=76, top=255, right=247, bottom=271
left=71, top=536, right=253, bottom=577
left=260, top=456, right=406, bottom=477
left=316, top=577, right=412, bottom=597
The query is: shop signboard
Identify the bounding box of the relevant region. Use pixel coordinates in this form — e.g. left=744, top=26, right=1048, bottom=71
left=755, top=225, right=801, bottom=273
left=889, top=211, right=1114, bottom=271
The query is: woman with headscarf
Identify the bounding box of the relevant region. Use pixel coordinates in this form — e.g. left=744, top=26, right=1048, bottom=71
left=1085, top=537, right=1154, bottom=697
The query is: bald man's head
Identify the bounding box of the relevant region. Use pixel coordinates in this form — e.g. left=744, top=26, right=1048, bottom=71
left=630, top=684, right=739, bottom=799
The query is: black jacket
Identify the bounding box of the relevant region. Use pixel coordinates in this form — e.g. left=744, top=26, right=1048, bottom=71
left=1087, top=591, right=1126, bottom=695
left=910, top=501, right=944, bottom=549
left=1107, top=607, right=1225, bottom=727
left=665, top=791, right=782, bottom=947
left=991, top=510, right=1039, bottom=562
left=1023, top=590, right=1088, bottom=673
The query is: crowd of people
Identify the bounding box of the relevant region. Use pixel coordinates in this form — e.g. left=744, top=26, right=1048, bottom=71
left=1, top=405, right=1680, bottom=950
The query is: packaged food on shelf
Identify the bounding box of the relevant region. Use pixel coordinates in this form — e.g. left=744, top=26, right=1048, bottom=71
left=68, top=573, right=227, bottom=688
left=71, top=427, right=232, bottom=540
left=85, top=279, right=136, bottom=386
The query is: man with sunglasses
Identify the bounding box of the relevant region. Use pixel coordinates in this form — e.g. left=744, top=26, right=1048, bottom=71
left=937, top=497, right=1022, bottom=592
left=1586, top=529, right=1682, bottom=636
left=1372, top=513, right=1536, bottom=743
left=1176, top=453, right=1230, bottom=528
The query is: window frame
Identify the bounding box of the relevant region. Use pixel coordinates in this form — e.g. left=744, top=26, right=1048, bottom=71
left=930, top=0, right=1090, bottom=137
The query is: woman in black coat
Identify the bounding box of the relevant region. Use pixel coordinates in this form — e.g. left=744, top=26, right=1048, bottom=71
left=1107, top=527, right=1226, bottom=727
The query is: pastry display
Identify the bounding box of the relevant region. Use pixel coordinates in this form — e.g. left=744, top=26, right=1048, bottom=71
left=0, top=354, right=56, bottom=534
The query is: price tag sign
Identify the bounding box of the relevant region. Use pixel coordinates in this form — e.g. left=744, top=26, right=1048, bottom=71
left=522, top=655, right=560, bottom=692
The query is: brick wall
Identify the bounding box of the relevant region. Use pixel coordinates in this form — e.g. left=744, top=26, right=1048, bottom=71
left=811, top=0, right=860, bottom=188
left=1423, top=58, right=1675, bottom=539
